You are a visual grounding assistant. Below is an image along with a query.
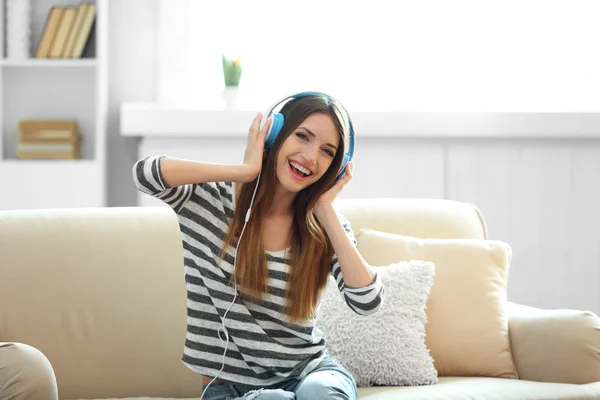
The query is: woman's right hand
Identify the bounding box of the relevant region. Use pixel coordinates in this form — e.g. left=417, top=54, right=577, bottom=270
left=243, top=112, right=272, bottom=182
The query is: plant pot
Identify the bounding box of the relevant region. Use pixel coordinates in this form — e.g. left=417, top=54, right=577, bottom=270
left=222, top=86, right=240, bottom=109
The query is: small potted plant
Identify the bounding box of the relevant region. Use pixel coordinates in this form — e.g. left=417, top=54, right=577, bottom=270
left=222, top=54, right=242, bottom=87
left=221, top=54, right=243, bottom=109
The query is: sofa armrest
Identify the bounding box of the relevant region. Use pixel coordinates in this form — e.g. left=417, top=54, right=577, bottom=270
left=507, top=301, right=600, bottom=384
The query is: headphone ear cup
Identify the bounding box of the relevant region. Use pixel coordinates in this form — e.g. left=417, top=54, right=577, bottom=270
left=336, top=154, right=351, bottom=181
left=264, top=113, right=285, bottom=149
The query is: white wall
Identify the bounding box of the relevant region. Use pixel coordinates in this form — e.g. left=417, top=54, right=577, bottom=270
left=107, top=0, right=157, bottom=207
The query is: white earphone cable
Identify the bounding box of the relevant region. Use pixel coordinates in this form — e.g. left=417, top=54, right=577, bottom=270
left=200, top=171, right=262, bottom=399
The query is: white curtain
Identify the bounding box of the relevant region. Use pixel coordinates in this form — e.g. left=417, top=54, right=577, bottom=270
left=157, top=0, right=600, bottom=112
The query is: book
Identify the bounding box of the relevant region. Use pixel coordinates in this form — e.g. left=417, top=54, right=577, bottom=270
left=19, top=120, right=80, bottom=141
left=16, top=151, right=80, bottom=160
left=79, top=18, right=96, bottom=58
left=16, top=138, right=80, bottom=159
left=62, top=4, right=87, bottom=58
left=48, top=7, right=77, bottom=58
left=16, top=136, right=81, bottom=159
left=17, top=141, right=79, bottom=153
left=19, top=130, right=79, bottom=142
left=36, top=7, right=65, bottom=58
left=70, top=3, right=96, bottom=58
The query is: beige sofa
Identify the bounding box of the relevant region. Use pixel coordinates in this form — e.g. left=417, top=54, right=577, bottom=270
left=1, top=198, right=599, bottom=400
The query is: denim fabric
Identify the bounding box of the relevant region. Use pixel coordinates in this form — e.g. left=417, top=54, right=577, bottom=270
left=201, top=353, right=357, bottom=400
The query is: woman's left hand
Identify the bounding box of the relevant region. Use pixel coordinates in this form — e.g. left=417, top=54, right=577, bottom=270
left=314, top=161, right=353, bottom=213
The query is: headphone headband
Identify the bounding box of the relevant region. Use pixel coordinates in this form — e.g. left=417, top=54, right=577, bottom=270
left=259, top=91, right=355, bottom=181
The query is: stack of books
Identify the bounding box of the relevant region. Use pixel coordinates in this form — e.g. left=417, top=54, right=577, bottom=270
left=17, top=120, right=81, bottom=160
left=35, top=2, right=96, bottom=58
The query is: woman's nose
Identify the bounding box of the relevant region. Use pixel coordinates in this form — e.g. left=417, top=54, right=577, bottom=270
left=302, top=146, right=319, bottom=164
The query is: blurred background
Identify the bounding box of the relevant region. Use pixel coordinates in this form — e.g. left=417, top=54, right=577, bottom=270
left=1, top=0, right=599, bottom=313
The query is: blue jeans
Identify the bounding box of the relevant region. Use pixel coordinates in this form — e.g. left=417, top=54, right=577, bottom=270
left=201, top=353, right=357, bottom=400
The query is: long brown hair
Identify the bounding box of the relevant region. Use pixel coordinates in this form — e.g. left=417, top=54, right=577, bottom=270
left=218, top=94, right=351, bottom=323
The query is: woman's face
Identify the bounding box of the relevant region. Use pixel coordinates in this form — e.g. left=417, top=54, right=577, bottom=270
left=275, top=112, right=341, bottom=193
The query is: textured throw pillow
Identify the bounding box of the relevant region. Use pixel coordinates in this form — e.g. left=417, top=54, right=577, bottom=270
left=317, top=260, right=438, bottom=387
left=356, top=229, right=518, bottom=379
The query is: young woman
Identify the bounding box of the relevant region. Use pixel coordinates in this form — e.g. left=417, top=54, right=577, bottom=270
left=133, top=92, right=384, bottom=400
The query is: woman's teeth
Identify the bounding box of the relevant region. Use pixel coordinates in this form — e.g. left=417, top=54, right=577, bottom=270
left=289, top=161, right=311, bottom=177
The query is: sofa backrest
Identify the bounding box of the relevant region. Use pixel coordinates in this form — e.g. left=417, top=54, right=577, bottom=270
left=0, top=199, right=487, bottom=399
left=0, top=206, right=201, bottom=399
left=335, top=197, right=487, bottom=240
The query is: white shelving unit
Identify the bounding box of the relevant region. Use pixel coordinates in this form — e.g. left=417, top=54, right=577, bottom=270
left=0, top=58, right=97, bottom=67
left=0, top=0, right=107, bottom=210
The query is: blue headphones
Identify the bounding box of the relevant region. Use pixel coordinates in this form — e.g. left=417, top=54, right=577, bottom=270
left=259, top=91, right=355, bottom=181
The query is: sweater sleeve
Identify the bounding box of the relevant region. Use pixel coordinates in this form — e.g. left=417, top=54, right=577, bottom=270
left=132, top=155, right=194, bottom=214
left=329, top=213, right=384, bottom=316
left=132, top=155, right=236, bottom=221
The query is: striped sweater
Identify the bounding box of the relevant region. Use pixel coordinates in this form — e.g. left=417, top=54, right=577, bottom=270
left=133, top=155, right=384, bottom=387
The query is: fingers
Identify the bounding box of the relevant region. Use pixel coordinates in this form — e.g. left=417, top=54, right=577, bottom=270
left=259, top=116, right=272, bottom=138
left=340, top=162, right=353, bottom=183
left=250, top=112, right=262, bottom=134
left=344, top=161, right=353, bottom=176
left=250, top=112, right=272, bottom=143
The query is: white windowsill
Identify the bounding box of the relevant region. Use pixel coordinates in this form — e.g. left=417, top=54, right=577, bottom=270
left=119, top=102, right=600, bottom=138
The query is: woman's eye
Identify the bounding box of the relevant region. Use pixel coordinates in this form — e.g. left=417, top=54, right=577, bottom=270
left=296, top=133, right=308, bottom=141
left=296, top=132, right=334, bottom=157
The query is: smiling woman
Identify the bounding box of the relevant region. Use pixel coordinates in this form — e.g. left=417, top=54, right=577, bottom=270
left=132, top=91, right=381, bottom=400
left=279, top=113, right=340, bottom=186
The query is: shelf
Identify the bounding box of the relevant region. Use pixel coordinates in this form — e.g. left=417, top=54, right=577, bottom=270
left=0, top=0, right=107, bottom=210
left=0, top=58, right=96, bottom=67
left=0, top=159, right=96, bottom=166
left=120, top=102, right=600, bottom=138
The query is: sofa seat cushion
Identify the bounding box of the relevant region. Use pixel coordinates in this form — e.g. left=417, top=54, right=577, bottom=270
left=356, top=377, right=600, bottom=400
left=75, top=378, right=600, bottom=400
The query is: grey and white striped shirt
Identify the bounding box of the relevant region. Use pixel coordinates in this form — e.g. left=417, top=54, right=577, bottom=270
left=133, top=155, right=384, bottom=387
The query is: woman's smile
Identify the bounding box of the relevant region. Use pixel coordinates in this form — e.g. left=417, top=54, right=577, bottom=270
left=288, top=160, right=313, bottom=181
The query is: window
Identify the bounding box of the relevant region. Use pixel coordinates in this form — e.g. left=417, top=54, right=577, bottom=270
left=157, top=0, right=600, bottom=112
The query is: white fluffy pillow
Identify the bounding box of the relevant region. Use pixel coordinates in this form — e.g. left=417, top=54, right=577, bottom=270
left=317, top=260, right=438, bottom=387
